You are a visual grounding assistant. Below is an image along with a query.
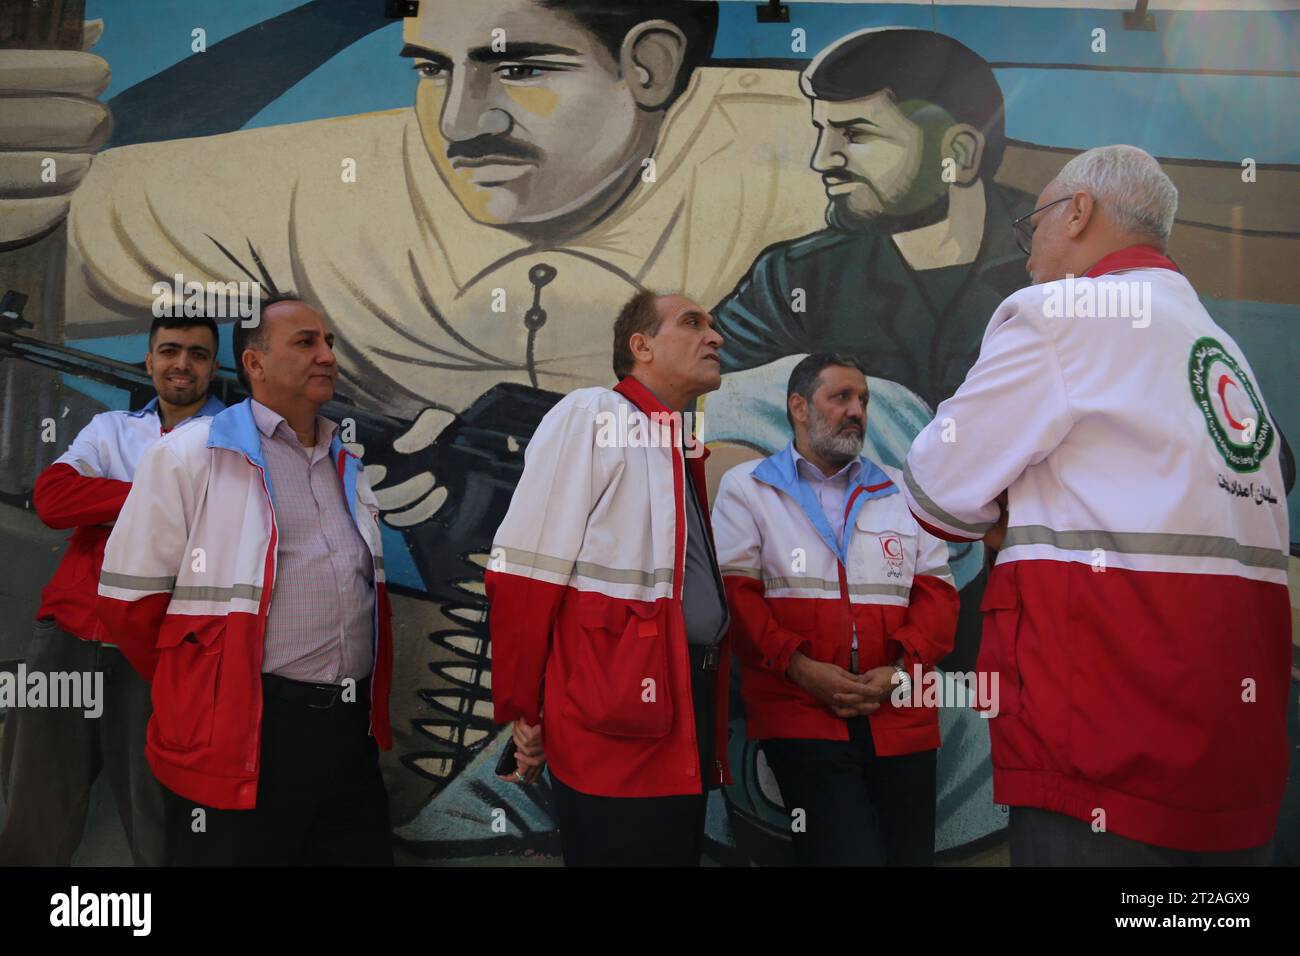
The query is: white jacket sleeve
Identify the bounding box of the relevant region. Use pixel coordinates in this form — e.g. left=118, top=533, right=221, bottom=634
left=96, top=440, right=196, bottom=679
left=903, top=295, right=1074, bottom=540
left=485, top=393, right=607, bottom=724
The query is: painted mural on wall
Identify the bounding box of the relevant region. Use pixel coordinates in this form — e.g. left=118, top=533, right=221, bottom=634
left=0, top=0, right=1296, bottom=864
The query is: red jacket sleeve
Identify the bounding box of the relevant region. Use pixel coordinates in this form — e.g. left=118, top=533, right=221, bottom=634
left=33, top=463, right=131, bottom=530
left=890, top=574, right=960, bottom=669
left=722, top=576, right=810, bottom=675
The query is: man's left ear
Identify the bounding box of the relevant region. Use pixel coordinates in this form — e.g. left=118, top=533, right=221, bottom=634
left=622, top=20, right=688, bottom=111
left=941, top=124, right=985, bottom=186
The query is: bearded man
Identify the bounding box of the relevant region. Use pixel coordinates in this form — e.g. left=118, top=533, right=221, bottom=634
left=711, top=353, right=959, bottom=865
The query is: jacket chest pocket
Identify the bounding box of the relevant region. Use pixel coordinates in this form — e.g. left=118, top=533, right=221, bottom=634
left=851, top=503, right=918, bottom=594
left=564, top=593, right=673, bottom=739
left=152, top=617, right=225, bottom=750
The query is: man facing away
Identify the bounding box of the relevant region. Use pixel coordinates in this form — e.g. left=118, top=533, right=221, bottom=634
left=712, top=353, right=959, bottom=865
left=0, top=315, right=224, bottom=866
left=487, top=290, right=732, bottom=866
left=903, top=145, right=1291, bottom=864
left=97, top=295, right=395, bottom=865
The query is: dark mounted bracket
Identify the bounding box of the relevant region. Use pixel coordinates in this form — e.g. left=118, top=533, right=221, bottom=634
left=1123, top=0, right=1156, bottom=31
left=384, top=0, right=418, bottom=18
left=0, top=291, right=30, bottom=328
left=757, top=1, right=790, bottom=24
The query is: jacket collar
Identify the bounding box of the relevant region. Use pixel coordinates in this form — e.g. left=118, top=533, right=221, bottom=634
left=1084, top=244, right=1180, bottom=279
left=752, top=441, right=897, bottom=563
left=207, top=398, right=353, bottom=513
left=613, top=375, right=710, bottom=462
left=207, top=398, right=269, bottom=469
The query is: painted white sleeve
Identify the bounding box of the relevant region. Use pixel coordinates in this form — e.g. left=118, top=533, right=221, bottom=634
left=903, top=298, right=1074, bottom=540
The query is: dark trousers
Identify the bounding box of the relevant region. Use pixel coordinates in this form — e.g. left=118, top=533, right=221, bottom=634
left=163, top=674, right=392, bottom=866
left=1009, top=806, right=1275, bottom=866
left=0, top=619, right=164, bottom=866
left=549, top=643, right=718, bottom=867
left=761, top=716, right=937, bottom=866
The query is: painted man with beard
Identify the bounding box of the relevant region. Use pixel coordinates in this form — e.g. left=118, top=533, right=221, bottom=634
left=711, top=27, right=1034, bottom=413
left=712, top=353, right=958, bottom=865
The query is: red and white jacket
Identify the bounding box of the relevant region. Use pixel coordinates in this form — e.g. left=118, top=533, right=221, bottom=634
left=34, top=395, right=225, bottom=641
left=712, top=445, right=958, bottom=752
left=486, top=377, right=733, bottom=798
left=96, top=399, right=393, bottom=810
left=903, top=246, right=1292, bottom=852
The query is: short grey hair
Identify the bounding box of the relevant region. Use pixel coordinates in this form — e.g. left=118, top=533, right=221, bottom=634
left=1054, top=145, right=1178, bottom=248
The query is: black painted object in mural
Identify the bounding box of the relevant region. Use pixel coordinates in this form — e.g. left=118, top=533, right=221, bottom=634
left=361, top=383, right=563, bottom=787
left=105, top=0, right=391, bottom=148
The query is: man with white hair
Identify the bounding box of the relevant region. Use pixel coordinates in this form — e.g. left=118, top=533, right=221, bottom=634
left=903, top=145, right=1291, bottom=864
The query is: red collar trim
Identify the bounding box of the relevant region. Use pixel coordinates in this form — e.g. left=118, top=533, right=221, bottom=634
left=1084, top=244, right=1179, bottom=279
left=614, top=375, right=668, bottom=416
left=614, top=376, right=710, bottom=462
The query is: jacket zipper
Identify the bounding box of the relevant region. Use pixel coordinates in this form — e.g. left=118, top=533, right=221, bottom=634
left=247, top=457, right=277, bottom=773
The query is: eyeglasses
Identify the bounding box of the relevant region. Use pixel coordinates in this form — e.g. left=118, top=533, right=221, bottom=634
left=1012, top=196, right=1072, bottom=256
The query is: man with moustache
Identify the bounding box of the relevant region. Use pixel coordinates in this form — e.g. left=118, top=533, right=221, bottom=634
left=487, top=290, right=732, bottom=866
left=712, top=27, right=1034, bottom=413
left=0, top=315, right=224, bottom=866
left=97, top=296, right=395, bottom=865
left=712, top=354, right=958, bottom=865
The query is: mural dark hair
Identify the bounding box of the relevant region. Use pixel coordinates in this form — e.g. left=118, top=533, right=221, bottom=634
left=537, top=0, right=719, bottom=104
left=611, top=288, right=667, bottom=379
left=801, top=28, right=1006, bottom=180
left=148, top=314, right=219, bottom=353
left=232, top=292, right=306, bottom=392
left=786, top=351, right=869, bottom=430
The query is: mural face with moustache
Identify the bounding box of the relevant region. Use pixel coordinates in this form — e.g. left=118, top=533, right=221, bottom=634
left=403, top=0, right=702, bottom=237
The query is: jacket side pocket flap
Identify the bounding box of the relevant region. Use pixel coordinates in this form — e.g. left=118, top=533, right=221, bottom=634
left=157, top=617, right=224, bottom=649
left=979, top=566, right=1020, bottom=612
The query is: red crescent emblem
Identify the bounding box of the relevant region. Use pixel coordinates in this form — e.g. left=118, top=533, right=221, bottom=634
left=1216, top=374, right=1247, bottom=430
left=880, top=535, right=902, bottom=559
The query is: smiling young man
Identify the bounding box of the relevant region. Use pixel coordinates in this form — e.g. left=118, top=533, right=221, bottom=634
left=487, top=290, right=733, bottom=866
left=712, top=354, right=959, bottom=865
left=96, top=295, right=395, bottom=866
left=0, top=315, right=223, bottom=866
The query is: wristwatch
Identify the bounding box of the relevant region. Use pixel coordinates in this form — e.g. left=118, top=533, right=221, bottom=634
left=892, top=663, right=913, bottom=700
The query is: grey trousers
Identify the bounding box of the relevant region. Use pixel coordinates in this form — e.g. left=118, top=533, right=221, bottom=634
left=1008, top=805, right=1274, bottom=866
left=0, top=619, right=165, bottom=865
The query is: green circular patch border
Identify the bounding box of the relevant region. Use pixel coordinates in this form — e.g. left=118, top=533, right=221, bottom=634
left=1187, top=336, right=1274, bottom=473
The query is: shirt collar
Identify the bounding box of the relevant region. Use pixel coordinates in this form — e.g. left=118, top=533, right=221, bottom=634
left=249, top=398, right=337, bottom=445
left=129, top=393, right=225, bottom=424
left=791, top=444, right=860, bottom=483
